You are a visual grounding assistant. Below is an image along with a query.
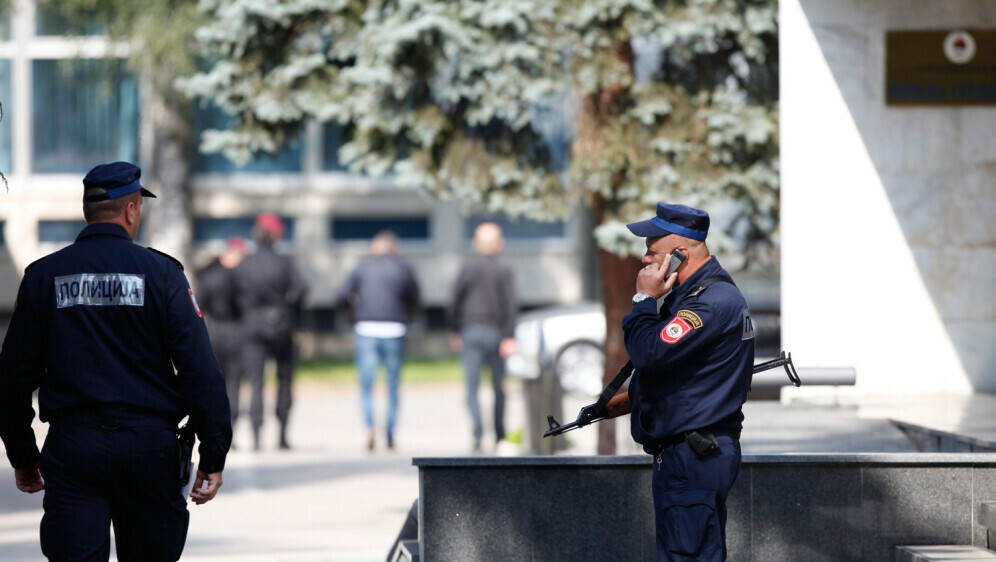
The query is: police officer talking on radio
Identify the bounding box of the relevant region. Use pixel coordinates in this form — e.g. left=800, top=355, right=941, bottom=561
left=623, top=203, right=755, bottom=562
left=0, top=162, right=232, bottom=561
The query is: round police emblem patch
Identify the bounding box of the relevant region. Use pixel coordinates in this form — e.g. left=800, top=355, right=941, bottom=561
left=943, top=31, right=976, bottom=65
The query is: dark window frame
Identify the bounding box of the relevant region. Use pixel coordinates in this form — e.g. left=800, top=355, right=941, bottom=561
left=330, top=216, right=431, bottom=241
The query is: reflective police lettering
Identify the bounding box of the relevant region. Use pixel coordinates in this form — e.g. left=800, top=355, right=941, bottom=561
left=55, top=274, right=145, bottom=308
left=742, top=308, right=755, bottom=341
left=675, top=309, right=703, bottom=329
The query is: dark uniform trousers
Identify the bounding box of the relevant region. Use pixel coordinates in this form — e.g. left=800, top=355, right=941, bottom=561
left=40, top=423, right=188, bottom=562
left=211, top=321, right=244, bottom=425
left=243, top=331, right=295, bottom=430
left=653, top=430, right=741, bottom=562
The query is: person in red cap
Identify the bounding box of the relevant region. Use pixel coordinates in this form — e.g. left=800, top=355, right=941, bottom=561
left=234, top=214, right=307, bottom=450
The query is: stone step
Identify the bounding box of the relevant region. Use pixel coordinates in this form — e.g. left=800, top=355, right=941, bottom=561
left=389, top=540, right=419, bottom=562
left=979, top=502, right=996, bottom=530
left=892, top=421, right=996, bottom=453
left=896, top=545, right=996, bottom=561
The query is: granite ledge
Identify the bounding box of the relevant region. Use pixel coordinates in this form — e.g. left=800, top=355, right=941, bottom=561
left=413, top=453, right=996, bottom=468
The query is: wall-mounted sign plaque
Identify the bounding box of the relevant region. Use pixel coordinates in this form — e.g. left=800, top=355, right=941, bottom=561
left=886, top=30, right=996, bottom=105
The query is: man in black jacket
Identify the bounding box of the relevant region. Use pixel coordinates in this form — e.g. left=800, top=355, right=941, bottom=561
left=449, top=222, right=518, bottom=452
left=236, top=213, right=307, bottom=450
left=336, top=231, right=420, bottom=451
left=0, top=161, right=231, bottom=561
left=197, top=237, right=247, bottom=440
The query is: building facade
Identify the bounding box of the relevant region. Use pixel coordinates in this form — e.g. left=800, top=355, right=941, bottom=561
left=781, top=0, right=996, bottom=392
left=0, top=2, right=594, bottom=354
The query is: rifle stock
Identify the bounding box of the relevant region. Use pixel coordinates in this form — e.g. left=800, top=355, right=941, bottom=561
left=605, top=392, right=631, bottom=419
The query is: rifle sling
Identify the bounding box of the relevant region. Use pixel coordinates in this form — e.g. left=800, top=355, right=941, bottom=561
left=594, top=276, right=734, bottom=409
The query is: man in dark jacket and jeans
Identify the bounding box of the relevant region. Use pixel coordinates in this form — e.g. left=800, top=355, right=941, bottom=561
left=449, top=222, right=518, bottom=452
left=336, top=231, right=420, bottom=451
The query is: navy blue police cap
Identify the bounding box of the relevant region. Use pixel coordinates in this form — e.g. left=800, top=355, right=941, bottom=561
left=626, top=203, right=709, bottom=241
left=82, top=161, right=157, bottom=202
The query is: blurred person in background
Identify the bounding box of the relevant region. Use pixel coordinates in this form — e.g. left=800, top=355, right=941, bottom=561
left=236, top=213, right=307, bottom=451
left=449, top=222, right=518, bottom=452
left=335, top=230, right=420, bottom=451
left=197, top=237, right=248, bottom=448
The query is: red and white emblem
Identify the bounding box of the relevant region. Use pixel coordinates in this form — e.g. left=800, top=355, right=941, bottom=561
left=188, top=288, right=203, bottom=318
left=660, top=317, right=693, bottom=344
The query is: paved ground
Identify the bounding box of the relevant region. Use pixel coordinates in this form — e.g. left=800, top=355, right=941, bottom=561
left=0, top=380, right=919, bottom=562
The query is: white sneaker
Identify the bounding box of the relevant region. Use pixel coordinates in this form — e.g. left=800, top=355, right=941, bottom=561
left=494, top=439, right=520, bottom=457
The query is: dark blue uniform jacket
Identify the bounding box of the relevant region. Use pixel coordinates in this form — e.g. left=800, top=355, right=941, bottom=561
left=0, top=223, right=232, bottom=473
left=623, top=257, right=755, bottom=454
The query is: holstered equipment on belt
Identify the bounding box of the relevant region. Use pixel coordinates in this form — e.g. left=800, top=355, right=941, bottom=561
left=176, top=423, right=195, bottom=485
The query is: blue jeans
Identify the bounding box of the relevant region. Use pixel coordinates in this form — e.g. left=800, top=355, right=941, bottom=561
left=461, top=325, right=506, bottom=443
left=354, top=333, right=405, bottom=442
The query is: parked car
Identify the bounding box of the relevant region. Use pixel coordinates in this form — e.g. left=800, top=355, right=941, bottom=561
left=506, top=297, right=781, bottom=397
left=506, top=302, right=607, bottom=397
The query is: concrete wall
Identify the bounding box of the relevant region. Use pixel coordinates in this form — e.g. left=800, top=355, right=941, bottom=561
left=781, top=0, right=996, bottom=391
left=416, top=454, right=996, bottom=562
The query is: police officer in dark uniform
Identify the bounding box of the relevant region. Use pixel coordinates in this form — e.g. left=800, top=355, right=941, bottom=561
left=236, top=213, right=306, bottom=451
left=622, top=203, right=755, bottom=562
left=197, top=237, right=247, bottom=438
left=0, top=161, right=232, bottom=561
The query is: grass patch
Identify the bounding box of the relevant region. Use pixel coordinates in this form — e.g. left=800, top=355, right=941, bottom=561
left=296, top=357, right=465, bottom=386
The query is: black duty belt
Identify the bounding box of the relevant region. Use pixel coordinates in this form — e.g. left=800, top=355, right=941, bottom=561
left=660, top=426, right=741, bottom=449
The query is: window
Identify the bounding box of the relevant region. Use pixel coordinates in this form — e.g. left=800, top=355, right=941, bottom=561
left=331, top=217, right=430, bottom=241
left=322, top=123, right=347, bottom=172
left=36, top=7, right=105, bottom=36
left=33, top=59, right=139, bottom=173
left=38, top=220, right=86, bottom=243
left=194, top=217, right=296, bottom=242
left=464, top=214, right=565, bottom=239
left=0, top=60, right=11, bottom=175
left=192, top=104, right=301, bottom=173
left=0, top=220, right=6, bottom=248
left=0, top=5, right=10, bottom=40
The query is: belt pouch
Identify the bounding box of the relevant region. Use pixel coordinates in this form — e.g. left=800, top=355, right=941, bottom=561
left=686, top=431, right=719, bottom=459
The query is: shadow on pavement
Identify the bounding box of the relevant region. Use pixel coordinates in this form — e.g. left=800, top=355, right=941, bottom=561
left=221, top=455, right=413, bottom=494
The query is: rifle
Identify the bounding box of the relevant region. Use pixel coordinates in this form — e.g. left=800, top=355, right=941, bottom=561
left=543, top=351, right=800, bottom=438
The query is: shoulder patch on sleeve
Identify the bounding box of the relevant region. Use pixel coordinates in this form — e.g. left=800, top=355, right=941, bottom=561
left=188, top=288, right=203, bottom=318
left=148, top=248, right=184, bottom=270
left=742, top=308, right=755, bottom=341
left=660, top=317, right=693, bottom=344
left=675, top=309, right=703, bottom=329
